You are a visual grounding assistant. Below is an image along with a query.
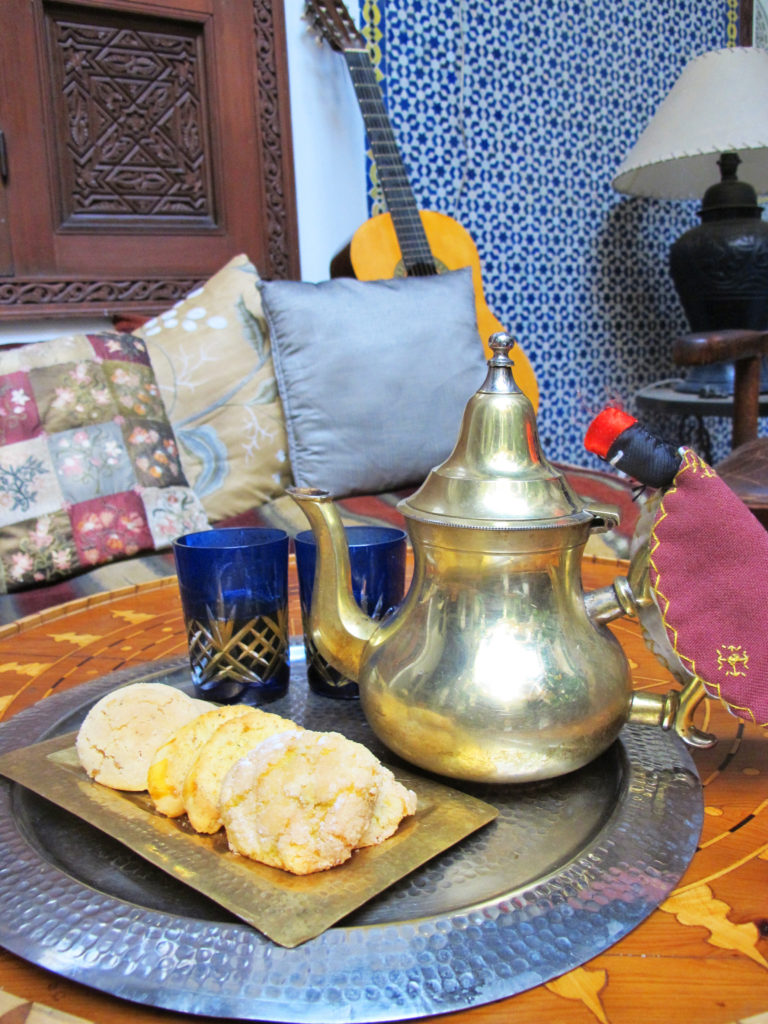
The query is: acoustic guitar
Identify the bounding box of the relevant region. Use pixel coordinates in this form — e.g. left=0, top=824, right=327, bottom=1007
left=304, top=0, right=538, bottom=408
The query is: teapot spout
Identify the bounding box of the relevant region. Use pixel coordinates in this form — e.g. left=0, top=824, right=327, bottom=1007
left=288, top=487, right=378, bottom=681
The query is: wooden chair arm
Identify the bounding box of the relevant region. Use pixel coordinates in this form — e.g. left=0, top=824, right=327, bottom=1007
left=673, top=329, right=768, bottom=449
left=673, top=329, right=768, bottom=367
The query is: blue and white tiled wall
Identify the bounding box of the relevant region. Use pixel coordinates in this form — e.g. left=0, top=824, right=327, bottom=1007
left=365, top=0, right=737, bottom=467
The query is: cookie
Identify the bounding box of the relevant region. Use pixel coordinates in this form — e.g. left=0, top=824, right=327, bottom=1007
left=358, top=766, right=418, bottom=847
left=147, top=704, right=262, bottom=817
left=219, top=729, right=384, bottom=874
left=182, top=709, right=301, bottom=833
left=75, top=683, right=204, bottom=791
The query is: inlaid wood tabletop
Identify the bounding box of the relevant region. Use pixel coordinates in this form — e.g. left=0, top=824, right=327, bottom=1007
left=0, top=555, right=765, bottom=1024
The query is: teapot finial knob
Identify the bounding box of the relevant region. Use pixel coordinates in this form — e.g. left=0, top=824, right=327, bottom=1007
left=482, top=332, right=522, bottom=394
left=488, top=331, right=516, bottom=366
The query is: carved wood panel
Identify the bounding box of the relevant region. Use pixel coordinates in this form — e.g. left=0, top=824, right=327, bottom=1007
left=0, top=0, right=299, bottom=321
left=49, top=9, right=215, bottom=226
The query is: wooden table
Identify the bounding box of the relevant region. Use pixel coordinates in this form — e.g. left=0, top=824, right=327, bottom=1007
left=0, top=555, right=766, bottom=1024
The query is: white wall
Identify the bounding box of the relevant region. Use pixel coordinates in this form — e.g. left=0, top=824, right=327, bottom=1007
left=284, top=0, right=368, bottom=281
left=0, top=0, right=367, bottom=342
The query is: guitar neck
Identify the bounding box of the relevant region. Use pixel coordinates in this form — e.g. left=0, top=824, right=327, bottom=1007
left=343, top=48, right=436, bottom=276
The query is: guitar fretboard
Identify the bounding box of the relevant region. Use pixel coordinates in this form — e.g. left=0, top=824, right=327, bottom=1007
left=344, top=49, right=437, bottom=276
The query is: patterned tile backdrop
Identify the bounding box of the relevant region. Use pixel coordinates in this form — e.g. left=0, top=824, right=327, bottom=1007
left=363, top=0, right=738, bottom=468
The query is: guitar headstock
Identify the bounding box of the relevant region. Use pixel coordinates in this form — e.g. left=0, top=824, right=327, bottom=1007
left=304, top=0, right=366, bottom=53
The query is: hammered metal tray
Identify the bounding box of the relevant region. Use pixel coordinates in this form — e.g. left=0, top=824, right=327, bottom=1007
left=0, top=732, right=497, bottom=948
left=0, top=654, right=703, bottom=1023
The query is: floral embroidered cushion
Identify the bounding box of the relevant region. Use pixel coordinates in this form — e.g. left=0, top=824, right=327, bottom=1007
left=0, top=332, right=209, bottom=592
left=136, top=255, right=291, bottom=522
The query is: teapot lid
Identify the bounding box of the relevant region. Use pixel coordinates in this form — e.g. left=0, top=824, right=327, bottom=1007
left=399, top=333, right=593, bottom=530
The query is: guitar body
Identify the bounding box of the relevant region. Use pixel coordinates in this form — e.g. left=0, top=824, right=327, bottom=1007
left=348, top=209, right=539, bottom=408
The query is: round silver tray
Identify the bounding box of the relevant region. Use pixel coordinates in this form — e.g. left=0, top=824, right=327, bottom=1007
left=0, top=655, right=702, bottom=1023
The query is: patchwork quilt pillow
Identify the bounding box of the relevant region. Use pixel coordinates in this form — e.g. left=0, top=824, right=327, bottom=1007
left=0, top=332, right=209, bottom=592
left=136, top=255, right=291, bottom=522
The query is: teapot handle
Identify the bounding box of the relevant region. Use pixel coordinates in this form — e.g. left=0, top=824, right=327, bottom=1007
left=584, top=502, right=621, bottom=534
left=585, top=566, right=717, bottom=750
left=628, top=678, right=716, bottom=749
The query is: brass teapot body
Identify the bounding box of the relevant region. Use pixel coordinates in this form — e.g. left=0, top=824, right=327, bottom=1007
left=290, top=335, right=712, bottom=784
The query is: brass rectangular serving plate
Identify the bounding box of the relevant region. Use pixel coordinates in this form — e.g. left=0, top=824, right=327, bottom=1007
left=0, top=733, right=498, bottom=948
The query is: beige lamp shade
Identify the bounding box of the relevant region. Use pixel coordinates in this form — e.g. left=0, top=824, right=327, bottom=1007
left=612, top=46, right=768, bottom=198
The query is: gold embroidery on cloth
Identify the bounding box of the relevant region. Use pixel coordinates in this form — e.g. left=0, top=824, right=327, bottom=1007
left=717, top=644, right=749, bottom=678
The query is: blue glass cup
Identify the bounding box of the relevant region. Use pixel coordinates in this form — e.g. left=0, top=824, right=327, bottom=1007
left=294, top=525, right=407, bottom=698
left=173, top=527, right=289, bottom=705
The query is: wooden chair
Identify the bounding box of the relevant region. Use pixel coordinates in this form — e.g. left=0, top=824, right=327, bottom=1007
left=673, top=328, right=768, bottom=526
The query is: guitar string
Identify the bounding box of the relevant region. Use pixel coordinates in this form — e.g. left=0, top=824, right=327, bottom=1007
left=347, top=49, right=437, bottom=276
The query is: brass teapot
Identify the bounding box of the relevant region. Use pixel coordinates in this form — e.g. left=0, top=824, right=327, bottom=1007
left=289, top=334, right=714, bottom=784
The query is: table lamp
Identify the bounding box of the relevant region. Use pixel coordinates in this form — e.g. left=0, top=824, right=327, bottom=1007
left=612, top=46, right=768, bottom=396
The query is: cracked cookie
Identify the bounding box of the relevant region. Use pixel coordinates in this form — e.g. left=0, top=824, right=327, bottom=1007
left=76, top=682, right=206, bottom=791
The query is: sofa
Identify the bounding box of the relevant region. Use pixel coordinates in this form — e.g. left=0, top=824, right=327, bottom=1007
left=0, top=255, right=642, bottom=626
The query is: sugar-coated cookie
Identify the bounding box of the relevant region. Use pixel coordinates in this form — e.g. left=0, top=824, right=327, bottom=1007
left=147, top=704, right=263, bottom=817
left=358, top=766, right=418, bottom=847
left=76, top=683, right=204, bottom=791
left=220, top=729, right=386, bottom=874
left=183, top=710, right=301, bottom=833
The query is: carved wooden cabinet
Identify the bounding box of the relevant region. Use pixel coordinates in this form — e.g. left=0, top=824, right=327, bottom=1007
left=0, top=0, right=299, bottom=321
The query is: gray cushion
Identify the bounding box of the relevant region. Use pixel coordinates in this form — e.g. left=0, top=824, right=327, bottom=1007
left=261, top=269, right=487, bottom=497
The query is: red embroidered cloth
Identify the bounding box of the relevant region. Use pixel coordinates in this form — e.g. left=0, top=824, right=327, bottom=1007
left=649, top=448, right=768, bottom=727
